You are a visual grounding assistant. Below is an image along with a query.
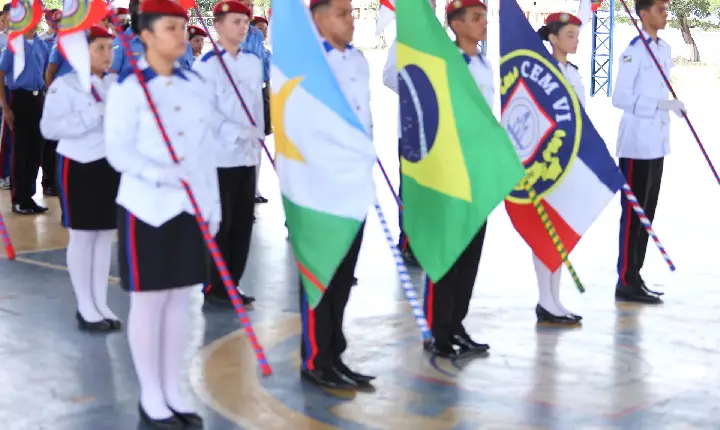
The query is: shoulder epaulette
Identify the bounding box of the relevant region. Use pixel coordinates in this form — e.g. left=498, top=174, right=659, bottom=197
left=200, top=50, right=217, bottom=62
left=566, top=61, right=578, bottom=70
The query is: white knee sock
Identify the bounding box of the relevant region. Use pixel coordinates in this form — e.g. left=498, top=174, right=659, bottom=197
left=90, top=230, right=118, bottom=320
left=67, top=229, right=104, bottom=322
left=533, top=253, right=566, bottom=316
left=128, top=290, right=174, bottom=420
left=255, top=158, right=262, bottom=197
left=549, top=269, right=572, bottom=314
left=161, top=286, right=195, bottom=413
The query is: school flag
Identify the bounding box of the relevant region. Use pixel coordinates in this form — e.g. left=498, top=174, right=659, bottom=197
left=270, top=0, right=376, bottom=308
left=58, top=0, right=108, bottom=91
left=500, top=0, right=624, bottom=271
left=397, top=0, right=525, bottom=282
left=7, top=0, right=43, bottom=80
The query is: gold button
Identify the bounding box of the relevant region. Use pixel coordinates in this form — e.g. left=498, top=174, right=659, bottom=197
left=166, top=81, right=172, bottom=87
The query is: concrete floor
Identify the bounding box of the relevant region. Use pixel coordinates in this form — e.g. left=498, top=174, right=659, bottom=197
left=2, top=50, right=720, bottom=429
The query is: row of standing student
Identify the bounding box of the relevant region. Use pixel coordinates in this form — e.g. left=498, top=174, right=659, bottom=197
left=38, top=0, right=272, bottom=426
left=375, top=0, right=679, bottom=362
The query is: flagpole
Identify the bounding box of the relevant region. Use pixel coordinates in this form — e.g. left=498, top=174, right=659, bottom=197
left=373, top=201, right=432, bottom=341
left=617, top=0, right=720, bottom=186
left=107, top=9, right=271, bottom=377
left=621, top=183, right=675, bottom=271
left=524, top=183, right=585, bottom=293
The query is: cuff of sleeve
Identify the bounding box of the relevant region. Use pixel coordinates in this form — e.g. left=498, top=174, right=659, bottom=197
left=632, top=96, right=658, bottom=118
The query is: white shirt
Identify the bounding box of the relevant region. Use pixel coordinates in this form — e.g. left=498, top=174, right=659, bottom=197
left=323, top=41, right=373, bottom=138
left=558, top=61, right=586, bottom=107
left=40, top=72, right=117, bottom=163
left=462, top=50, right=494, bottom=107
left=104, top=58, right=221, bottom=229
left=612, top=31, right=672, bottom=160
left=192, top=48, right=264, bottom=168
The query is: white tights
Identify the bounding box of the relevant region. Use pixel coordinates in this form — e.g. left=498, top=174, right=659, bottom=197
left=66, top=229, right=117, bottom=322
left=532, top=253, right=572, bottom=317
left=255, top=156, right=262, bottom=197
left=128, top=287, right=196, bottom=420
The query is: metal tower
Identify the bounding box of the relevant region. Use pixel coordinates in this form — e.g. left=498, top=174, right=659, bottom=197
left=590, top=1, right=615, bottom=97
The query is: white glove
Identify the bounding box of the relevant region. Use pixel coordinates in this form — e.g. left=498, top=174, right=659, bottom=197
left=156, top=165, right=189, bottom=189
left=658, top=99, right=686, bottom=117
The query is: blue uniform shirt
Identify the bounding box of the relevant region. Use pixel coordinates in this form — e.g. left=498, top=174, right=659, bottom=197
left=241, top=26, right=268, bottom=82
left=0, top=38, right=50, bottom=91
left=49, top=43, right=73, bottom=78
left=112, top=27, right=195, bottom=73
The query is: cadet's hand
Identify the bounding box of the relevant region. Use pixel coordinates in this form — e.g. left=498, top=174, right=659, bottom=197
left=658, top=99, right=686, bottom=117
left=157, top=165, right=189, bottom=189
left=3, top=109, right=13, bottom=130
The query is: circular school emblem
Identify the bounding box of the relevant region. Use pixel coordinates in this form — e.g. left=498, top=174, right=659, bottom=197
left=499, top=49, right=582, bottom=204
left=9, top=4, right=27, bottom=27
left=398, top=64, right=439, bottom=163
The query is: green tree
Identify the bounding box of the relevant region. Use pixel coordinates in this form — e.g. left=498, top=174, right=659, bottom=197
left=611, top=0, right=713, bottom=62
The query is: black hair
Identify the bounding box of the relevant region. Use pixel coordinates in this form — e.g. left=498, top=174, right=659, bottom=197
left=536, top=21, right=571, bottom=41
left=447, top=8, right=467, bottom=24
left=2, top=4, right=9, bottom=13
left=137, top=12, right=164, bottom=34
left=635, top=0, right=659, bottom=17
left=310, top=0, right=331, bottom=14
left=88, top=34, right=112, bottom=44
left=130, top=0, right=142, bottom=35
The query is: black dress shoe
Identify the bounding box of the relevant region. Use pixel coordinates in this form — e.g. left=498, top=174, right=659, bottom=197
left=254, top=196, right=268, bottom=204
left=203, top=292, right=255, bottom=309
left=138, top=404, right=184, bottom=429
left=11, top=204, right=34, bottom=215
left=105, top=319, right=123, bottom=330
left=615, top=281, right=662, bottom=304
left=640, top=281, right=664, bottom=296
left=31, top=202, right=48, bottom=213
left=335, top=360, right=375, bottom=384
left=301, top=367, right=357, bottom=390
left=535, top=305, right=580, bottom=325
left=452, top=333, right=490, bottom=354
left=76, top=312, right=113, bottom=332
left=240, top=293, right=256, bottom=305
left=169, top=407, right=203, bottom=427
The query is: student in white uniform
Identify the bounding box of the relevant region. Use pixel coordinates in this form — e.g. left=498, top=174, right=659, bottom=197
left=534, top=12, right=585, bottom=324
left=39, top=25, right=120, bottom=333
left=381, top=0, right=437, bottom=268
left=414, top=0, right=492, bottom=360
left=104, top=0, right=221, bottom=426
left=193, top=0, right=263, bottom=309
left=612, top=0, right=679, bottom=304
left=298, top=0, right=375, bottom=391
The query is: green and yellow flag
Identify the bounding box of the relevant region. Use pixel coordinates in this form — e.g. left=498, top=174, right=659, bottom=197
left=397, top=0, right=524, bottom=282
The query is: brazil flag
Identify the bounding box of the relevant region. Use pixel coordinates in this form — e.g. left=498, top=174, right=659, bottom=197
left=397, top=0, right=525, bottom=282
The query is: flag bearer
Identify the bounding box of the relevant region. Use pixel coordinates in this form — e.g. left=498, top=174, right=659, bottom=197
left=187, top=25, right=207, bottom=59
left=612, top=0, right=677, bottom=304
left=40, top=25, right=121, bottom=333
left=193, top=0, right=264, bottom=309
left=295, top=0, right=375, bottom=391
left=533, top=12, right=585, bottom=324
left=417, top=0, right=492, bottom=359
left=105, top=0, right=222, bottom=426
left=381, top=0, right=437, bottom=268
left=40, top=9, right=63, bottom=197
left=0, top=19, right=50, bottom=214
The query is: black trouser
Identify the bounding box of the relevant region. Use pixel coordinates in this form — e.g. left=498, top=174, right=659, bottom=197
left=10, top=89, right=44, bottom=206
left=617, top=157, right=664, bottom=286
left=300, top=223, right=364, bottom=371
left=397, top=140, right=409, bottom=250
left=42, top=139, right=58, bottom=190
left=262, top=85, right=272, bottom=136
left=206, top=165, right=256, bottom=299
left=423, top=222, right=487, bottom=344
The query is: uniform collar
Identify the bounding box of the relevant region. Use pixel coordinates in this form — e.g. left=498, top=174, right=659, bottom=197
left=639, top=29, right=663, bottom=45
left=322, top=40, right=353, bottom=53
left=460, top=47, right=485, bottom=65
left=137, top=56, right=189, bottom=82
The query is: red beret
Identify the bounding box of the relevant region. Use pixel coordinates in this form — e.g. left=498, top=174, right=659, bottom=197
left=545, top=12, right=582, bottom=26
left=115, top=7, right=130, bottom=15
left=88, top=25, right=113, bottom=39
left=213, top=0, right=252, bottom=18
left=44, top=9, right=61, bottom=21
left=251, top=16, right=268, bottom=25
left=187, top=25, right=207, bottom=38
left=445, top=0, right=486, bottom=16
left=140, top=0, right=189, bottom=19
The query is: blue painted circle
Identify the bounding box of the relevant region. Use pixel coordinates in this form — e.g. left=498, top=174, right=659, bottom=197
left=398, top=64, right=439, bottom=163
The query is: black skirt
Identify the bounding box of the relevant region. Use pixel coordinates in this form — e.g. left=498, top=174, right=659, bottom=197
left=56, top=156, right=120, bottom=230
left=117, top=206, right=209, bottom=292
